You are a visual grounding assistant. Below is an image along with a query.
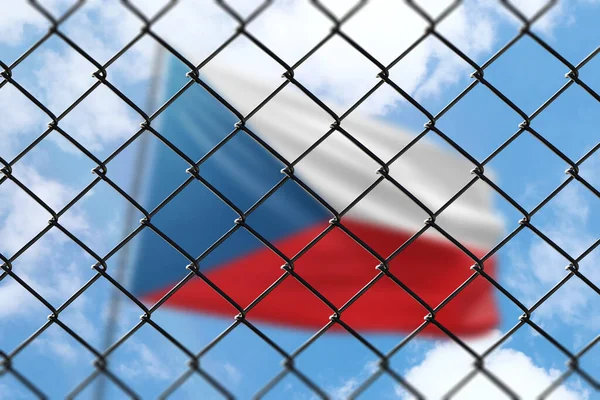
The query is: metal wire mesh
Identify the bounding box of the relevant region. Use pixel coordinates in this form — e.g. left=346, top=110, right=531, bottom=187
left=1, top=0, right=599, bottom=398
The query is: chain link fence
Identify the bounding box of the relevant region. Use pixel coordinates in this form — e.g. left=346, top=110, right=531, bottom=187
left=1, top=0, right=599, bottom=398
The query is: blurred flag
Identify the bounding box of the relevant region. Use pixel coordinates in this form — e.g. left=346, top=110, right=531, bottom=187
left=129, top=61, right=504, bottom=337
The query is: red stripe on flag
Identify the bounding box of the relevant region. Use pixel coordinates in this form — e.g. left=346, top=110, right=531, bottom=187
left=143, top=219, right=498, bottom=337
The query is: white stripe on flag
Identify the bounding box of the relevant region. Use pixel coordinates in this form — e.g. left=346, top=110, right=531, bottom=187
left=202, top=67, right=504, bottom=251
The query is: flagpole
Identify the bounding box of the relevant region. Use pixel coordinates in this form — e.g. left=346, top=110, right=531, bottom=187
left=94, top=42, right=166, bottom=400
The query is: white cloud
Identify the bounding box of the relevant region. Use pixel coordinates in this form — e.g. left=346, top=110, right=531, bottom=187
left=146, top=0, right=501, bottom=115
left=223, top=362, right=243, bottom=385
left=0, top=382, right=29, bottom=400
left=400, top=331, right=589, bottom=399
left=117, top=340, right=174, bottom=381
left=331, top=377, right=359, bottom=400
left=328, top=360, right=381, bottom=400
left=0, top=165, right=101, bottom=381
left=32, top=47, right=139, bottom=154
left=115, top=337, right=244, bottom=394
left=0, top=0, right=585, bottom=161
left=0, top=165, right=91, bottom=321
left=0, top=280, right=39, bottom=320
left=33, top=327, right=80, bottom=363
left=0, top=85, right=46, bottom=160
left=146, top=0, right=581, bottom=116
left=1, top=1, right=149, bottom=157
left=0, top=164, right=88, bottom=257
left=198, top=359, right=245, bottom=387
left=505, top=183, right=600, bottom=330
left=0, top=2, right=49, bottom=44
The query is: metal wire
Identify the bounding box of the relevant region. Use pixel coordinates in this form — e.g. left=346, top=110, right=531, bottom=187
left=1, top=0, right=599, bottom=399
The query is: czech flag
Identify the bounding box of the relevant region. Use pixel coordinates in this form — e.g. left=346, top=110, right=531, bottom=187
left=130, top=61, right=504, bottom=337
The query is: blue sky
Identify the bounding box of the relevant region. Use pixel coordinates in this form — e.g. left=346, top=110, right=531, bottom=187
left=1, top=1, right=600, bottom=399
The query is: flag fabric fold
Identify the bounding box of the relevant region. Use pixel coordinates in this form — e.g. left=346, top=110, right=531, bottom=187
left=130, top=61, right=504, bottom=337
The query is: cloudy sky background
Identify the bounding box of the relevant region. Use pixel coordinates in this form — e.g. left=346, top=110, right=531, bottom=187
left=1, top=0, right=600, bottom=398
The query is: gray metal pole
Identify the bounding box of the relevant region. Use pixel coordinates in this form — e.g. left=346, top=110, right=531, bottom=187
left=93, top=42, right=166, bottom=400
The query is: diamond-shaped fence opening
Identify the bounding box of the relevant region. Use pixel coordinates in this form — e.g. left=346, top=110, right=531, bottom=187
left=1, top=0, right=599, bottom=399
